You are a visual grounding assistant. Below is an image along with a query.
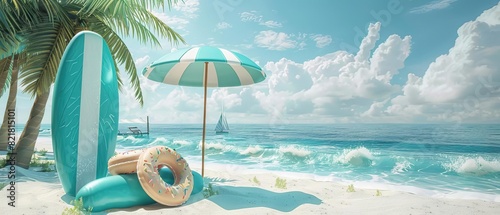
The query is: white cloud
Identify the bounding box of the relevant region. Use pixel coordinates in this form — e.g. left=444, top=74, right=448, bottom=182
left=216, top=22, right=232, bottom=30
left=387, top=2, right=500, bottom=123
left=254, top=22, right=409, bottom=121
left=361, top=99, right=390, bottom=118
left=173, top=0, right=200, bottom=18
left=310, top=34, right=332, bottom=48
left=369, top=34, right=412, bottom=83
left=240, top=11, right=263, bottom=22
left=355, top=22, right=380, bottom=62
left=241, top=11, right=282, bottom=28
left=266, top=58, right=313, bottom=93
left=150, top=0, right=199, bottom=35
left=135, top=55, right=150, bottom=68
left=477, top=2, right=500, bottom=25
left=117, top=2, right=500, bottom=124
left=410, top=0, right=458, bottom=14
left=151, top=11, right=189, bottom=31
left=254, top=30, right=297, bottom=50
left=260, top=20, right=283, bottom=28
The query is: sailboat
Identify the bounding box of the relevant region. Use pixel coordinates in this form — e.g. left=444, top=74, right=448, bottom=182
left=215, top=108, right=229, bottom=134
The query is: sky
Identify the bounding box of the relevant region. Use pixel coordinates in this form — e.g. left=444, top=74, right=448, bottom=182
left=2, top=0, right=500, bottom=125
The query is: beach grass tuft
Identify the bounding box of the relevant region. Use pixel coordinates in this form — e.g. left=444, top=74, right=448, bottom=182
left=203, top=183, right=219, bottom=198
left=347, top=184, right=355, bottom=192
left=37, top=148, right=48, bottom=156
left=0, top=182, right=6, bottom=190
left=275, top=177, right=287, bottom=189
left=30, top=154, right=54, bottom=172
left=252, top=176, right=261, bottom=185
left=62, top=197, right=93, bottom=215
left=0, top=157, right=6, bottom=168
left=376, top=189, right=382, bottom=196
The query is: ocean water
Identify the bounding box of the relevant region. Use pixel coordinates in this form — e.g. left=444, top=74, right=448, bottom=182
left=37, top=123, right=500, bottom=201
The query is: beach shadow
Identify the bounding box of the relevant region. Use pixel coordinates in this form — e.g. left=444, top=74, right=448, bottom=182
left=207, top=185, right=322, bottom=212
left=87, top=177, right=321, bottom=214
left=60, top=194, right=75, bottom=204
left=0, top=166, right=59, bottom=183
left=204, top=176, right=235, bottom=183
left=104, top=191, right=206, bottom=214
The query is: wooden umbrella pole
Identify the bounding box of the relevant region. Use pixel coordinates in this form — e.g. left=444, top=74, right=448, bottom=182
left=202, top=62, right=208, bottom=177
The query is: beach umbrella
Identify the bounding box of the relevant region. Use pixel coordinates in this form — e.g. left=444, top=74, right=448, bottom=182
left=142, top=46, right=266, bottom=176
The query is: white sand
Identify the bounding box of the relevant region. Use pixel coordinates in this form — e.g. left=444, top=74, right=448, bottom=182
left=1, top=141, right=499, bottom=214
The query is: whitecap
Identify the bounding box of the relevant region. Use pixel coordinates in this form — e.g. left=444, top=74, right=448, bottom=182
left=149, top=137, right=168, bottom=146
left=279, top=145, right=311, bottom=157
left=392, top=160, right=413, bottom=174
left=199, top=140, right=231, bottom=151
left=444, top=156, right=500, bottom=176
left=240, top=145, right=263, bottom=155
left=337, top=147, right=375, bottom=167
left=173, top=139, right=191, bottom=146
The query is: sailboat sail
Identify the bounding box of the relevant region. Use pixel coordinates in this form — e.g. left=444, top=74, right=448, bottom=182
left=215, top=112, right=229, bottom=133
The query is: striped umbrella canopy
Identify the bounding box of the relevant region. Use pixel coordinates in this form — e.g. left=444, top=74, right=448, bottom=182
left=143, top=46, right=265, bottom=87
left=142, top=46, right=266, bottom=176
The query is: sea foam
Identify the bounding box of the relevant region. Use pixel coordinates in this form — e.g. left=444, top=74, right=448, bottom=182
left=200, top=141, right=231, bottom=151
left=338, top=147, right=375, bottom=167
left=240, top=145, right=264, bottom=155
left=445, top=156, right=500, bottom=176
left=279, top=145, right=311, bottom=157
left=149, top=137, right=168, bottom=146
left=392, top=160, right=413, bottom=174
left=172, top=139, right=191, bottom=146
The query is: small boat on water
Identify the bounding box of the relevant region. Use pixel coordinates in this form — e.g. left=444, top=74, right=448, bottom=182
left=215, top=109, right=229, bottom=134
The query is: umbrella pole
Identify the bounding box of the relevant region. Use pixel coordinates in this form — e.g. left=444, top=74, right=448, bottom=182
left=202, top=62, right=208, bottom=177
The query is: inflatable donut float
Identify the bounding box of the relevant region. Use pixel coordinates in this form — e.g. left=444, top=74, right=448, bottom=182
left=108, top=146, right=194, bottom=206
left=108, top=149, right=144, bottom=175
left=138, top=146, right=194, bottom=206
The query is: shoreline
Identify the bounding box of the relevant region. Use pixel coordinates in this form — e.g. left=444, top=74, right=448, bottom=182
left=1, top=139, right=499, bottom=214
left=1, top=166, right=499, bottom=214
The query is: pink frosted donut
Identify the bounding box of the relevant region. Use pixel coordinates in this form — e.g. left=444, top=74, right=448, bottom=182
left=107, top=149, right=144, bottom=175
left=137, top=146, right=193, bottom=206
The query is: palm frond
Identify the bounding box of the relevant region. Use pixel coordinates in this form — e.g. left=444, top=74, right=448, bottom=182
left=78, top=0, right=185, bottom=47
left=0, top=56, right=14, bottom=97
left=0, top=33, right=21, bottom=57
left=19, top=20, right=74, bottom=96
left=73, top=0, right=187, bottom=106
left=75, top=0, right=181, bottom=14
left=88, top=17, right=143, bottom=106
left=0, top=0, right=46, bottom=33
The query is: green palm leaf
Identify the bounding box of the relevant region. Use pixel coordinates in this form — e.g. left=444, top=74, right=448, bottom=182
left=1, top=0, right=187, bottom=169
left=0, top=56, right=13, bottom=97
left=19, top=20, right=74, bottom=96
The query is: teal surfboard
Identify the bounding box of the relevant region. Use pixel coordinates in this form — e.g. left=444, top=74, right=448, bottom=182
left=51, top=31, right=119, bottom=196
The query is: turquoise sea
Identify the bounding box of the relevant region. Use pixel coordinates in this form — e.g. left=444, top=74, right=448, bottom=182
left=38, top=123, right=500, bottom=201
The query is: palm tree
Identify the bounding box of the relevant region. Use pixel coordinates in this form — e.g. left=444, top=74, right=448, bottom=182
left=0, top=56, right=18, bottom=151
left=0, top=10, right=23, bottom=151
left=0, top=0, right=185, bottom=168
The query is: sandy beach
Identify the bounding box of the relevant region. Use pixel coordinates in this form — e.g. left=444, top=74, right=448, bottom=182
left=0, top=140, right=499, bottom=215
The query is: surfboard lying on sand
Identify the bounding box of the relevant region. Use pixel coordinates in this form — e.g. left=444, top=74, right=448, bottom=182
left=51, top=31, right=119, bottom=196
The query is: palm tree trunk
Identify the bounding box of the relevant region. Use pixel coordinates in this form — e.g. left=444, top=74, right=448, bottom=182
left=1, top=55, right=19, bottom=97
left=14, top=90, right=50, bottom=169
left=0, top=68, right=18, bottom=151
left=0, top=69, right=9, bottom=96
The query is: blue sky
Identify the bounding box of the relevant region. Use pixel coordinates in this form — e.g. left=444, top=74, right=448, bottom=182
left=2, top=0, right=500, bottom=125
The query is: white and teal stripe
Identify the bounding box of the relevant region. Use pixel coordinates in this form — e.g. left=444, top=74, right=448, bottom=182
left=52, top=31, right=118, bottom=196
left=142, top=46, right=266, bottom=87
